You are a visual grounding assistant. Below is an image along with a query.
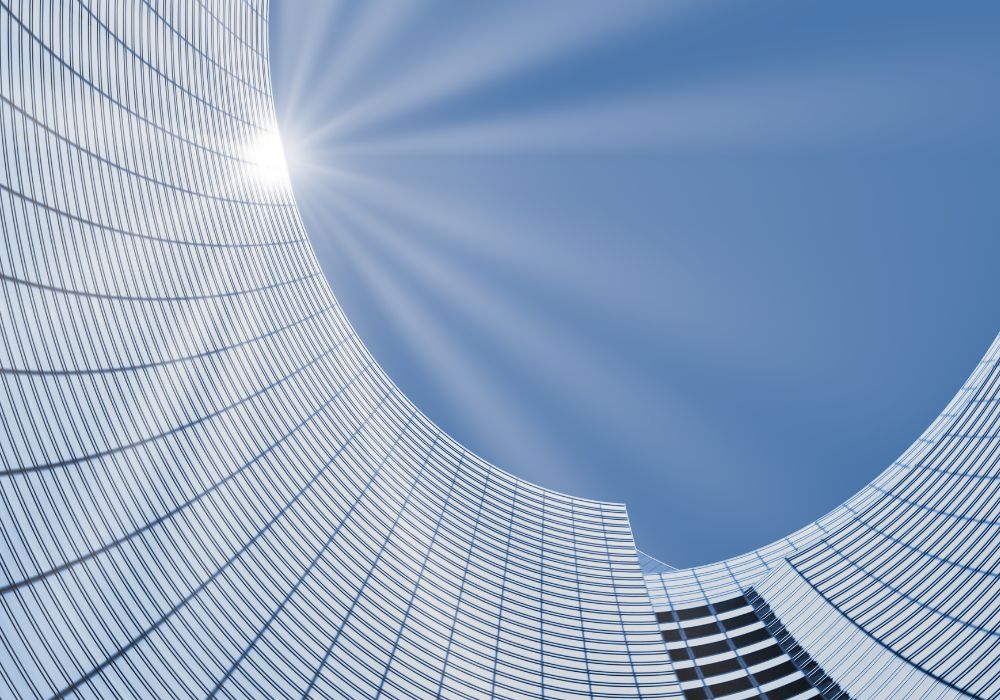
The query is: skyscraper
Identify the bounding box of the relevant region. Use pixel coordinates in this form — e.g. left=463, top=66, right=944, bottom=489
left=1, top=2, right=997, bottom=698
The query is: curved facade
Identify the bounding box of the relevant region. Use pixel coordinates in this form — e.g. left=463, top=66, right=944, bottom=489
left=644, top=334, right=1000, bottom=699
left=0, top=2, right=997, bottom=699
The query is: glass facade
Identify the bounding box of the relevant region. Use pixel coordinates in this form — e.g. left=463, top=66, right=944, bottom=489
left=644, top=337, right=1000, bottom=699
left=1, top=2, right=998, bottom=699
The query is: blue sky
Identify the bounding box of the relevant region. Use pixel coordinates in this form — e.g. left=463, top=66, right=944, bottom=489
left=269, top=1, right=1000, bottom=567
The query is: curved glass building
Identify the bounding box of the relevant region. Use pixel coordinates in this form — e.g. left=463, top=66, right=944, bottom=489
left=1, top=2, right=998, bottom=698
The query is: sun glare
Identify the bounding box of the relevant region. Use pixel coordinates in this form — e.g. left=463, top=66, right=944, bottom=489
left=244, top=130, right=292, bottom=188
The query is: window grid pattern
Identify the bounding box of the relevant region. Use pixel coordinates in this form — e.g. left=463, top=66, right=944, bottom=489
left=4, top=1, right=1000, bottom=699
left=653, top=589, right=833, bottom=700
left=0, top=1, right=678, bottom=698
left=745, top=589, right=850, bottom=700
left=646, top=335, right=1000, bottom=699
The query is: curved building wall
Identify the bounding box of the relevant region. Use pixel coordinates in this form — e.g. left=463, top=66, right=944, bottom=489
left=645, top=334, right=1000, bottom=699
left=3, top=2, right=1000, bottom=700
left=0, top=1, right=675, bottom=698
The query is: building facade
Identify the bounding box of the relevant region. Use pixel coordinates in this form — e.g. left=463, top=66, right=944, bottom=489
left=1, top=2, right=997, bottom=698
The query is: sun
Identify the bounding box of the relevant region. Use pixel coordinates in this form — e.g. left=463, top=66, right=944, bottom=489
left=243, top=130, right=292, bottom=188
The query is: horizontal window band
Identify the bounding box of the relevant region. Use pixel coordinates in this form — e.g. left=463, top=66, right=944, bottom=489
left=741, top=643, right=784, bottom=668
left=764, top=676, right=815, bottom=700
left=752, top=660, right=798, bottom=686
